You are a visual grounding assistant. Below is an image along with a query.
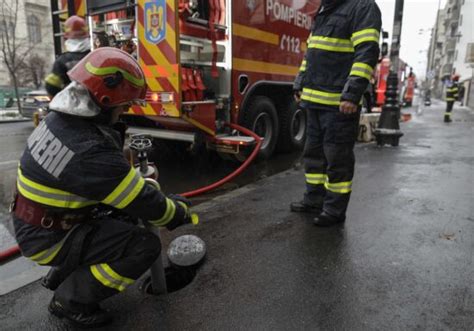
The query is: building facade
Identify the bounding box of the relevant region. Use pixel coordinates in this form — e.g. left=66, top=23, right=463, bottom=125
left=452, top=0, right=473, bottom=106
left=0, top=0, right=54, bottom=99
left=427, top=0, right=473, bottom=107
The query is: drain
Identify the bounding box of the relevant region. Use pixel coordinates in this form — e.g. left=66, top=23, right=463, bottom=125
left=141, top=266, right=197, bottom=294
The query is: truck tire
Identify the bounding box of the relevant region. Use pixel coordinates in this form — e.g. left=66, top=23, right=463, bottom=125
left=243, top=96, right=279, bottom=160
left=277, top=98, right=306, bottom=152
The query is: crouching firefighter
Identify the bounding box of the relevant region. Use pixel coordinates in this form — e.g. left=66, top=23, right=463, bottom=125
left=11, top=47, right=195, bottom=328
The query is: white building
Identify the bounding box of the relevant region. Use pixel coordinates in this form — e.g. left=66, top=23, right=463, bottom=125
left=0, top=0, right=54, bottom=91
left=452, top=0, right=473, bottom=106
left=453, top=0, right=473, bottom=79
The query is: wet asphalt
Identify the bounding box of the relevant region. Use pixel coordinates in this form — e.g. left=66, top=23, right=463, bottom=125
left=0, top=122, right=34, bottom=250
left=0, top=100, right=473, bottom=330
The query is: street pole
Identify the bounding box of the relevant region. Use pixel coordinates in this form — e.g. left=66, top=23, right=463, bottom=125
left=374, top=0, right=405, bottom=147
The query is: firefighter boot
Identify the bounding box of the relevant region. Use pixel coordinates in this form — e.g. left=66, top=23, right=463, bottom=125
left=444, top=114, right=452, bottom=123
left=41, top=267, right=65, bottom=291
left=290, top=201, right=322, bottom=214
left=48, top=297, right=113, bottom=328
left=313, top=212, right=345, bottom=227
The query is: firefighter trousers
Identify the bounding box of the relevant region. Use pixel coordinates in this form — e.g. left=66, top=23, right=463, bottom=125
left=302, top=108, right=360, bottom=219
left=446, top=101, right=454, bottom=112
left=48, top=218, right=161, bottom=313
left=446, top=101, right=454, bottom=113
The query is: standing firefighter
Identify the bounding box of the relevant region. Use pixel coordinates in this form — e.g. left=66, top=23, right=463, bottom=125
left=12, top=48, right=194, bottom=328
left=290, top=0, right=381, bottom=226
left=444, top=74, right=459, bottom=123
left=44, top=15, right=91, bottom=97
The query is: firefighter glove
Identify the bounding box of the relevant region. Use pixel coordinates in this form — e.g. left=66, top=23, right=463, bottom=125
left=165, top=194, right=193, bottom=231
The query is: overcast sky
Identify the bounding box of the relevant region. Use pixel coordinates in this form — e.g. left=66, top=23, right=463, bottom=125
left=376, top=0, right=448, bottom=79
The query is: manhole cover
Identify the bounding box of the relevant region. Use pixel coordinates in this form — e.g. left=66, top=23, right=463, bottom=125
left=167, top=235, right=206, bottom=267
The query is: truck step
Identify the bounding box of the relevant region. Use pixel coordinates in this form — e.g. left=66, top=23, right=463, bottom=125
left=127, top=127, right=195, bottom=143
left=214, top=135, right=256, bottom=146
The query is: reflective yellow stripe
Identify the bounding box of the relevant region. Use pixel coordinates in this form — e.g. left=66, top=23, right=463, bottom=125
left=85, top=62, right=145, bottom=87
left=350, top=62, right=374, bottom=80
left=300, top=60, right=307, bottom=72
left=305, top=173, right=327, bottom=185
left=17, top=169, right=96, bottom=209
left=232, top=23, right=279, bottom=46
left=149, top=198, right=176, bottom=226
left=90, top=263, right=134, bottom=292
left=446, top=98, right=455, bottom=101
left=28, top=232, right=72, bottom=265
left=325, top=181, right=352, bottom=194
left=44, top=73, right=64, bottom=88
left=445, top=112, right=452, bottom=116
left=102, top=168, right=145, bottom=209
left=301, top=88, right=342, bottom=106
left=308, top=36, right=354, bottom=53
left=351, top=28, right=380, bottom=47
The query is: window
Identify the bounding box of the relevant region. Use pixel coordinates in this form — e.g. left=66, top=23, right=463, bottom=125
left=27, top=15, right=41, bottom=43
left=0, top=20, right=15, bottom=37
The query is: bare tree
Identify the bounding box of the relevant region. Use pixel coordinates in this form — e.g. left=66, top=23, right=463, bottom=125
left=0, top=0, right=50, bottom=109
left=17, top=55, right=47, bottom=89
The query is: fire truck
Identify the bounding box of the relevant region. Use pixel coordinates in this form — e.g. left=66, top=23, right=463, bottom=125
left=374, top=56, right=411, bottom=108
left=51, top=0, right=320, bottom=160
left=402, top=68, right=416, bottom=107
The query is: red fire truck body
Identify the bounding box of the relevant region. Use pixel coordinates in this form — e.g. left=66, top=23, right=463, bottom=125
left=53, top=1, right=321, bottom=158
left=374, top=57, right=409, bottom=107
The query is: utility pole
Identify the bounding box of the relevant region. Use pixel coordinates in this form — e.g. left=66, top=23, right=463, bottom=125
left=374, top=0, right=404, bottom=147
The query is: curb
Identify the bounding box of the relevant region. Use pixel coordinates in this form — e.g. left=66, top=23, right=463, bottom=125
left=0, top=118, right=31, bottom=124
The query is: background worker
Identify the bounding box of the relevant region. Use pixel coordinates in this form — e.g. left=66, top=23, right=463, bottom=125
left=44, top=15, right=91, bottom=97
left=12, top=48, right=194, bottom=328
left=444, top=74, right=459, bottom=123
left=290, top=0, right=381, bottom=226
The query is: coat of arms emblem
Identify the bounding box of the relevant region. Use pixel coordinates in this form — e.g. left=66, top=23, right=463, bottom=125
left=145, top=0, right=166, bottom=44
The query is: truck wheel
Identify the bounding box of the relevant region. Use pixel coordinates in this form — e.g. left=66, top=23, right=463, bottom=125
left=243, top=96, right=279, bottom=160
left=277, top=99, right=306, bottom=152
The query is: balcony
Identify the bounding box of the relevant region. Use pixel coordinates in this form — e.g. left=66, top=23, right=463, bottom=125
left=445, top=38, right=456, bottom=51
left=465, top=43, right=474, bottom=64
left=442, top=63, right=453, bottom=76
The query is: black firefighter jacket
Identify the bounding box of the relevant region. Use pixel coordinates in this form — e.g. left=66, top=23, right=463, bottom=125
left=294, top=0, right=382, bottom=110
left=445, top=81, right=459, bottom=102
left=44, top=51, right=89, bottom=97
left=14, top=111, right=187, bottom=261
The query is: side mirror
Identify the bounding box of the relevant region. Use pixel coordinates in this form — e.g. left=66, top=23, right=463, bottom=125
left=381, top=42, right=388, bottom=57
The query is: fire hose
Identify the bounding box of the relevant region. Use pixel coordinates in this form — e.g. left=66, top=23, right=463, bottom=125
left=0, top=123, right=262, bottom=262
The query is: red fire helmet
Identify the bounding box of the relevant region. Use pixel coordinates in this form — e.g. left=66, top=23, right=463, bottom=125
left=64, top=15, right=89, bottom=39
left=68, top=47, right=147, bottom=108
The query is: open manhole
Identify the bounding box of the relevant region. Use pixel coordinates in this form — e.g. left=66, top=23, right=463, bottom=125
left=141, top=235, right=206, bottom=294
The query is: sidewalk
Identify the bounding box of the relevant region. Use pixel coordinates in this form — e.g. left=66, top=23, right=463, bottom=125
left=1, top=101, right=473, bottom=330
left=0, top=108, right=30, bottom=123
